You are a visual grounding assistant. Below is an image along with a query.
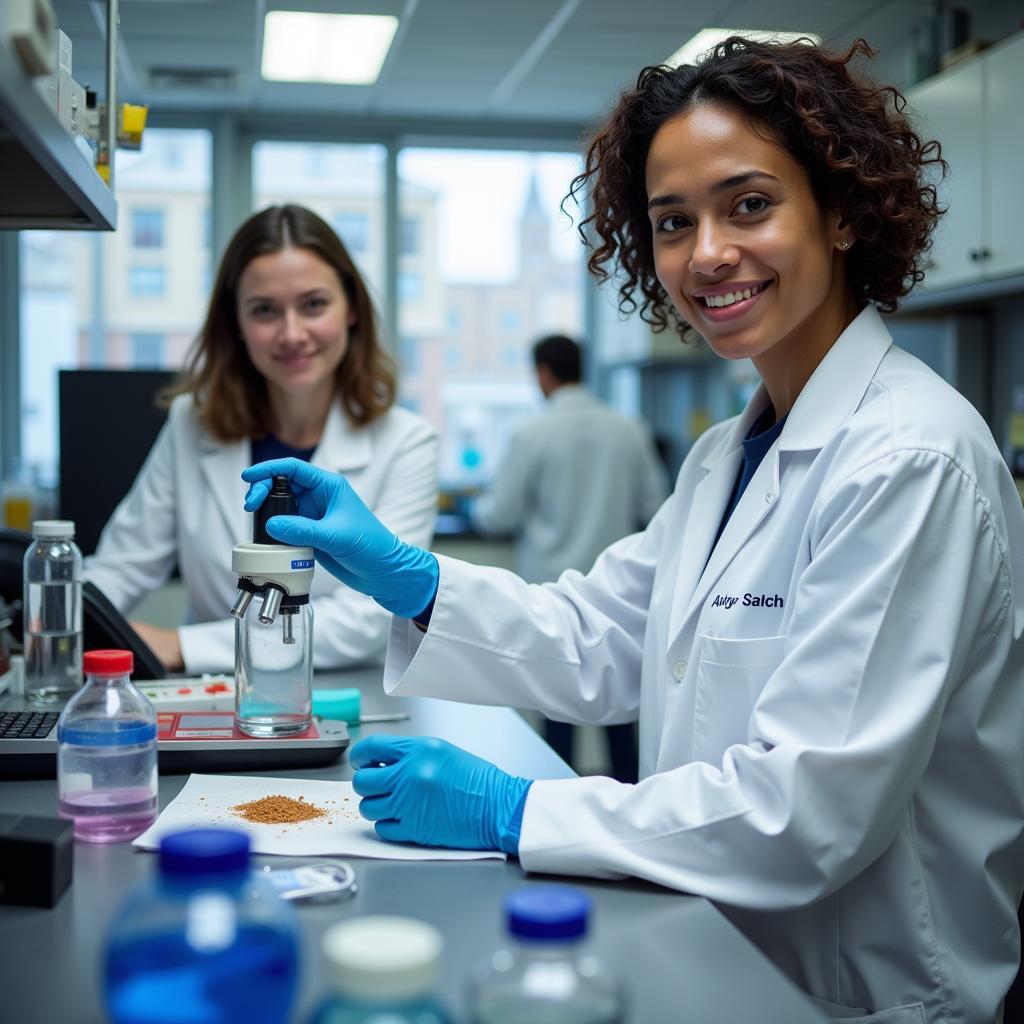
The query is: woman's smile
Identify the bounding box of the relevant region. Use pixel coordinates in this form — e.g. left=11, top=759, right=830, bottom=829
left=692, top=280, right=774, bottom=322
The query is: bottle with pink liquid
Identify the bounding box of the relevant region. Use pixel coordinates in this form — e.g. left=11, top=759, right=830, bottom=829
left=57, top=649, right=158, bottom=842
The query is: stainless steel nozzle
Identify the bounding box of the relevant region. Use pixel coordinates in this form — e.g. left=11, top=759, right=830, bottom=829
left=230, top=589, right=254, bottom=620
left=258, top=586, right=284, bottom=625
left=282, top=611, right=296, bottom=645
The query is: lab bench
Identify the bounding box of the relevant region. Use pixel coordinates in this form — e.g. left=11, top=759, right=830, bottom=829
left=0, top=667, right=828, bottom=1023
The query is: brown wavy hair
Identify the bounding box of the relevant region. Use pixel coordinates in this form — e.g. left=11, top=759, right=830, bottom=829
left=165, top=204, right=396, bottom=441
left=569, top=37, right=946, bottom=336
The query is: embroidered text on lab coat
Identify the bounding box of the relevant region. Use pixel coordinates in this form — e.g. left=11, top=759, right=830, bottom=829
left=710, top=592, right=785, bottom=609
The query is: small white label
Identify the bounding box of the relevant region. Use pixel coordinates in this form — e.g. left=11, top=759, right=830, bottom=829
left=174, top=729, right=233, bottom=739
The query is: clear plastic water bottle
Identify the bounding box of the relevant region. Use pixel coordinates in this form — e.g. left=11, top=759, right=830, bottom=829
left=104, top=829, right=299, bottom=1024
left=23, top=519, right=82, bottom=704
left=57, top=649, right=158, bottom=842
left=469, top=886, right=624, bottom=1024
left=308, top=915, right=453, bottom=1024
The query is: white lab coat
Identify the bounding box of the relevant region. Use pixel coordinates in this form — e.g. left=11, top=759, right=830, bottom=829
left=85, top=394, right=438, bottom=674
left=383, top=305, right=1024, bottom=1024
left=470, top=385, right=669, bottom=582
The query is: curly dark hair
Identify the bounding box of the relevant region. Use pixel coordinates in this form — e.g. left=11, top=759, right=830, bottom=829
left=569, top=37, right=946, bottom=336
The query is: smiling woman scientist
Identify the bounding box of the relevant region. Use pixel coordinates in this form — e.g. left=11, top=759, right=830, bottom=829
left=85, top=205, right=438, bottom=673
left=243, top=39, right=1024, bottom=1024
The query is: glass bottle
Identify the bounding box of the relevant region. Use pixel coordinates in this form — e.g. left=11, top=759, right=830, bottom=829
left=57, top=649, right=158, bottom=842
left=308, top=915, right=453, bottom=1024
left=235, top=600, right=313, bottom=737
left=23, top=519, right=82, bottom=703
left=104, top=829, right=298, bottom=1024
left=469, top=886, right=624, bottom=1024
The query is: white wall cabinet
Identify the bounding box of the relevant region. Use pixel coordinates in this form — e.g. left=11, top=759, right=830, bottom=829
left=985, top=38, right=1024, bottom=279
left=908, top=31, right=1024, bottom=294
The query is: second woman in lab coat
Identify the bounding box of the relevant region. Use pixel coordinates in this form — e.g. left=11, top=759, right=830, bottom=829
left=86, top=204, right=438, bottom=673
left=245, top=40, right=1022, bottom=1024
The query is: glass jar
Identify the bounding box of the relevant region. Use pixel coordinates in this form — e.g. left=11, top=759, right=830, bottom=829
left=235, top=600, right=312, bottom=737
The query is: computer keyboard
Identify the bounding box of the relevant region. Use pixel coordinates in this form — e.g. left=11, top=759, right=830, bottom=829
left=0, top=711, right=59, bottom=739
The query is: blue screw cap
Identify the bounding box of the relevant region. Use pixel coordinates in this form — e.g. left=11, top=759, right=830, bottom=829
left=159, top=828, right=250, bottom=876
left=505, top=885, right=591, bottom=941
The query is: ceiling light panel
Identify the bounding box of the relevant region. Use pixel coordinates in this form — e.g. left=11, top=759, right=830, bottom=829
left=261, top=11, right=399, bottom=85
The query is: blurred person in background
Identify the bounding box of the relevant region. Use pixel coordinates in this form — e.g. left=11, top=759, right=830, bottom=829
left=471, top=334, right=669, bottom=780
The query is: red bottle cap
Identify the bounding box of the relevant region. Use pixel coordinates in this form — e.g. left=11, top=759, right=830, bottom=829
left=83, top=650, right=134, bottom=676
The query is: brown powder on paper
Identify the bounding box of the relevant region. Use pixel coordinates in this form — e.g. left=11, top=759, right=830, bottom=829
left=232, top=794, right=327, bottom=824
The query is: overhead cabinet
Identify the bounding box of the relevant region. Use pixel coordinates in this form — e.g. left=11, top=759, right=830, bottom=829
left=908, top=31, right=1024, bottom=294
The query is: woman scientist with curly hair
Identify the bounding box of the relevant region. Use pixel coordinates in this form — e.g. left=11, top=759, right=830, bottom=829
left=244, top=39, right=1024, bottom=1023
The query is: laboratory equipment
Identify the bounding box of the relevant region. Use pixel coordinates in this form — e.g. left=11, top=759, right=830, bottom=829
left=469, top=886, right=624, bottom=1024
left=261, top=860, right=357, bottom=903
left=0, top=711, right=348, bottom=780
left=231, top=475, right=315, bottom=737
left=104, top=828, right=298, bottom=1024
left=23, top=519, right=82, bottom=703
left=56, top=649, right=157, bottom=842
left=308, top=915, right=452, bottom=1024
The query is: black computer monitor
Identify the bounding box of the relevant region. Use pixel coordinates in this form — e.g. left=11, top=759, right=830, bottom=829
left=58, top=369, right=176, bottom=556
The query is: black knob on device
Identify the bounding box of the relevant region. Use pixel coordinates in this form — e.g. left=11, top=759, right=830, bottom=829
left=254, top=475, right=297, bottom=545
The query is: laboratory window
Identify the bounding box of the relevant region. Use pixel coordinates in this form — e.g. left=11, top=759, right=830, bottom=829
left=129, top=266, right=167, bottom=298
left=501, top=307, right=523, bottom=333
left=501, top=345, right=522, bottom=368
left=396, top=147, right=585, bottom=488
left=132, top=208, right=165, bottom=249
left=17, top=127, right=213, bottom=483
left=399, top=215, right=421, bottom=256
left=399, top=337, right=421, bottom=374
left=332, top=211, right=370, bottom=255
left=252, top=141, right=386, bottom=301
left=399, top=272, right=425, bottom=304
left=130, top=334, right=166, bottom=367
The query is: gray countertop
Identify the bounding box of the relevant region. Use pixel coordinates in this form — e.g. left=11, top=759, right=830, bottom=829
left=0, top=667, right=827, bottom=1024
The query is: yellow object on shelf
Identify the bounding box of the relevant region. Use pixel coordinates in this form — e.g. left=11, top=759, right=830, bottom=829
left=118, top=103, right=148, bottom=148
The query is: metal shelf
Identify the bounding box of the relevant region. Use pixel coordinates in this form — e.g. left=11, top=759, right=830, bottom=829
left=0, top=38, right=116, bottom=230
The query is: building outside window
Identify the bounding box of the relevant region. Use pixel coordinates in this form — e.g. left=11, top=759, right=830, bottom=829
left=399, top=215, right=421, bottom=256
left=332, top=211, right=370, bottom=254
left=253, top=142, right=386, bottom=303
left=132, top=208, right=165, bottom=249
left=129, top=266, right=167, bottom=298
left=130, top=333, right=166, bottom=366
left=399, top=272, right=424, bottom=304
left=396, top=149, right=585, bottom=487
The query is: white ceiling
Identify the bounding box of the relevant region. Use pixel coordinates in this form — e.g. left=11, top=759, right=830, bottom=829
left=53, top=0, right=1024, bottom=131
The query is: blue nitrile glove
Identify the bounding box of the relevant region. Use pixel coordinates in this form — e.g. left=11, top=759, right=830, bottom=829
left=242, top=458, right=438, bottom=619
left=350, top=735, right=533, bottom=854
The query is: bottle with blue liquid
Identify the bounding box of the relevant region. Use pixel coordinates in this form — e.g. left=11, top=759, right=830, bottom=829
left=104, top=829, right=298, bottom=1024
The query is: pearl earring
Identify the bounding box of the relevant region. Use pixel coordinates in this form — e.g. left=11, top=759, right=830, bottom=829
left=841, top=241, right=851, bottom=250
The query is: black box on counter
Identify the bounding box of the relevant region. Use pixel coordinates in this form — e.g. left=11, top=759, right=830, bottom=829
left=0, top=813, right=73, bottom=908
